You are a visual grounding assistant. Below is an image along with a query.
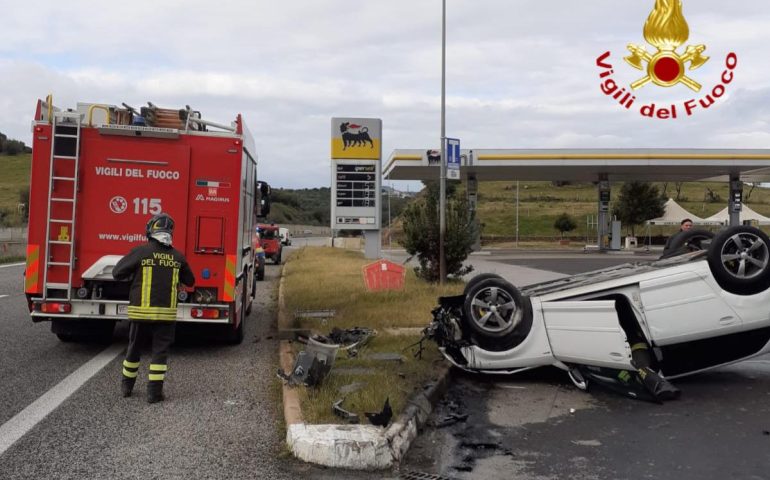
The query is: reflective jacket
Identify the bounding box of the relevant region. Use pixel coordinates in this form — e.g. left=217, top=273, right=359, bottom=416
left=113, top=239, right=195, bottom=321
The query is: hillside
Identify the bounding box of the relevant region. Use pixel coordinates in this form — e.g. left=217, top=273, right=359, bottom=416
left=474, top=180, right=770, bottom=241
left=0, top=153, right=31, bottom=226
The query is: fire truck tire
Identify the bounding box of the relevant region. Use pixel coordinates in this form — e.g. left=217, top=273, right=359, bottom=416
left=274, top=251, right=282, bottom=265
left=223, top=318, right=245, bottom=345
left=257, top=258, right=266, bottom=281
left=244, top=272, right=253, bottom=317
left=52, top=319, right=115, bottom=344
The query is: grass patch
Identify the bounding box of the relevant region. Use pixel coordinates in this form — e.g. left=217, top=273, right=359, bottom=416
left=282, top=246, right=462, bottom=424
left=0, top=255, right=25, bottom=264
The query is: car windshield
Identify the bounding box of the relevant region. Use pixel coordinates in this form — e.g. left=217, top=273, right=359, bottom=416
left=261, top=230, right=277, bottom=239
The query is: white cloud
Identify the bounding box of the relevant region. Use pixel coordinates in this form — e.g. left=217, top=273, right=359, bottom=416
left=2, top=0, right=770, bottom=188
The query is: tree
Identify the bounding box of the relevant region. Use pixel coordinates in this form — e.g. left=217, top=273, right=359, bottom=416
left=612, top=182, right=666, bottom=237
left=553, top=213, right=577, bottom=239
left=401, top=181, right=476, bottom=282
left=674, top=182, right=685, bottom=201
left=3, top=139, right=25, bottom=156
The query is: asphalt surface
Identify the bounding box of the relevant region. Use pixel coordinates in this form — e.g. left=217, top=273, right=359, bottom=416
left=0, top=260, right=312, bottom=480
left=3, top=248, right=770, bottom=480
left=398, top=250, right=770, bottom=480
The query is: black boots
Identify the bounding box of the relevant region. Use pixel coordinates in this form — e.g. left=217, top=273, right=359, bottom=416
left=638, top=367, right=681, bottom=401
left=146, top=381, right=165, bottom=404
left=121, top=378, right=136, bottom=398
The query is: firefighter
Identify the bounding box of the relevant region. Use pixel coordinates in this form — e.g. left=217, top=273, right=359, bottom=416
left=113, top=213, right=195, bottom=403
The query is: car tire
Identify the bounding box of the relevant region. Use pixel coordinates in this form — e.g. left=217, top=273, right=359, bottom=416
left=463, top=273, right=509, bottom=295
left=707, top=225, right=770, bottom=295
left=461, top=275, right=533, bottom=352
left=659, top=229, right=715, bottom=259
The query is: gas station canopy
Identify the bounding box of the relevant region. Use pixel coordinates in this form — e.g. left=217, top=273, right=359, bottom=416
left=384, top=149, right=770, bottom=183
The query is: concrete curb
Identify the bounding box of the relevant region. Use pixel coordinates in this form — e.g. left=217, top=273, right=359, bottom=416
left=277, top=263, right=452, bottom=470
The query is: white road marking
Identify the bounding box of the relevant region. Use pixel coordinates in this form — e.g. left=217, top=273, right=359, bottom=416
left=0, top=343, right=123, bottom=456
left=0, top=295, right=8, bottom=299
left=0, top=262, right=24, bottom=269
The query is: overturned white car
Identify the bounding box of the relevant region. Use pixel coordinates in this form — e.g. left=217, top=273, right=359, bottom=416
left=426, top=226, right=770, bottom=402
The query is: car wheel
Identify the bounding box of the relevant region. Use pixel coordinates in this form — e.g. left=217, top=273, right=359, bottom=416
left=659, top=229, right=715, bottom=259
left=463, top=273, right=509, bottom=295
left=707, top=225, right=770, bottom=295
left=461, top=275, right=533, bottom=352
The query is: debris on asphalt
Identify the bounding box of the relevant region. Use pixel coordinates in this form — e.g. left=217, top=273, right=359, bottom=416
left=435, top=412, right=469, bottom=428
left=332, top=397, right=360, bottom=424
left=365, top=397, right=393, bottom=427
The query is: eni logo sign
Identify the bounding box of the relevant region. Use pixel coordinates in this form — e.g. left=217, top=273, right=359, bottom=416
left=596, top=0, right=737, bottom=119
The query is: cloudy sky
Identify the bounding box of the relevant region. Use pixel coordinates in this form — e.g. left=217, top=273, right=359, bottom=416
left=2, top=1, right=769, bottom=190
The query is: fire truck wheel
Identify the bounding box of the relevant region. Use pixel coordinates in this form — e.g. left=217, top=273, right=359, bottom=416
left=223, top=318, right=245, bottom=345
left=244, top=272, right=253, bottom=317
left=274, top=251, right=282, bottom=265
left=56, top=333, right=75, bottom=342
left=257, top=257, right=265, bottom=281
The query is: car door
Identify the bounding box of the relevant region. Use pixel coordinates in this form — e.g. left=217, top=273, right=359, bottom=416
left=639, top=270, right=740, bottom=346
left=541, top=300, right=633, bottom=369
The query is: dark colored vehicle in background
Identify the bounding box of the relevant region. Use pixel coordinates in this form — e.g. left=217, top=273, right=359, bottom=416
left=257, top=223, right=283, bottom=264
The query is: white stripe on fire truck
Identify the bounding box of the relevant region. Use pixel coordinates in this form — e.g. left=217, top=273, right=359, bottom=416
left=195, top=180, right=231, bottom=188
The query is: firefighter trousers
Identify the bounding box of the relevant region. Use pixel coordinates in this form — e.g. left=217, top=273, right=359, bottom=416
left=121, top=321, right=176, bottom=384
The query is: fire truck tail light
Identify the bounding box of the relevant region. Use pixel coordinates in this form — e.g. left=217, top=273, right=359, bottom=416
left=191, top=308, right=224, bottom=319
left=38, top=302, right=72, bottom=313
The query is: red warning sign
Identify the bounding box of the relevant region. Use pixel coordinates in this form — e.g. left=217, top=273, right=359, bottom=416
left=362, top=259, right=406, bottom=292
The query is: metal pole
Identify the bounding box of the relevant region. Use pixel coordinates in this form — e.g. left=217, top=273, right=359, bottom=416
left=515, top=181, right=520, bottom=246
left=388, top=183, right=392, bottom=255
left=439, top=0, right=447, bottom=284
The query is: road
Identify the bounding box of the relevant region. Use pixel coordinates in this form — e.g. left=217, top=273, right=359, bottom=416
left=399, top=250, right=770, bottom=480
left=0, top=259, right=322, bottom=480
left=2, top=247, right=769, bottom=479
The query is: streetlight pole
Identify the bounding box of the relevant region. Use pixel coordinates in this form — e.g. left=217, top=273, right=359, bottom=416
left=439, top=0, right=447, bottom=284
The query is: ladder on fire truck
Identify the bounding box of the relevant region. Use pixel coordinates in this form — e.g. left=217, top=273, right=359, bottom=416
left=42, top=112, right=82, bottom=300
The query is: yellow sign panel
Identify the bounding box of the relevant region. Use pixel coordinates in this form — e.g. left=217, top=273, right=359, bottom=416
left=330, top=118, right=382, bottom=160
left=58, top=226, right=70, bottom=242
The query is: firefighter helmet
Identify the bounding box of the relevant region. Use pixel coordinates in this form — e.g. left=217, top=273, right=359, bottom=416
left=146, top=213, right=175, bottom=237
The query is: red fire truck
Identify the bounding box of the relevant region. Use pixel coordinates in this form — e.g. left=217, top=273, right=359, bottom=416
left=24, top=95, right=271, bottom=344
